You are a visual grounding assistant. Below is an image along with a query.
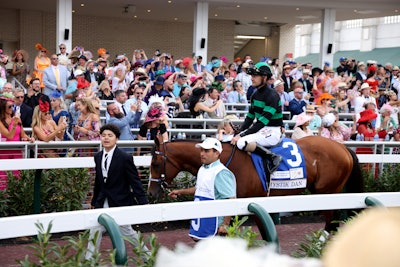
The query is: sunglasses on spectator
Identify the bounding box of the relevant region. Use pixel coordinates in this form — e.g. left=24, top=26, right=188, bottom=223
left=43, top=112, right=51, bottom=115
left=135, top=92, right=144, bottom=95
left=295, top=91, right=304, bottom=94
left=7, top=105, right=13, bottom=109
left=15, top=96, right=24, bottom=99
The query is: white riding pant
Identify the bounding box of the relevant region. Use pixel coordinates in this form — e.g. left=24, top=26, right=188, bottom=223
left=237, top=126, right=282, bottom=150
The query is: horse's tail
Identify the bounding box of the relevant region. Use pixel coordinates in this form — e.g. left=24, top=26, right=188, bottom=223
left=345, top=147, right=364, bottom=193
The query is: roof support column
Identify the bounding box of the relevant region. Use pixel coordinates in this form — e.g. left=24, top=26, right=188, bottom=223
left=319, top=8, right=336, bottom=68
left=193, top=2, right=208, bottom=63
left=56, top=0, right=72, bottom=53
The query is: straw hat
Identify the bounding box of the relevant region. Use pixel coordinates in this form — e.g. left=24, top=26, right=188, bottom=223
left=359, top=83, right=371, bottom=91
left=305, top=104, right=316, bottom=113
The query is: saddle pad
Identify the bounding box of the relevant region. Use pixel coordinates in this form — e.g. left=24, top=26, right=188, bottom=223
left=252, top=138, right=307, bottom=191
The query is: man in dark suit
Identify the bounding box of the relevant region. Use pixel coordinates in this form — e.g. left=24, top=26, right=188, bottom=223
left=281, top=64, right=293, bottom=92
left=84, top=60, right=105, bottom=91
left=86, top=124, right=149, bottom=260
left=13, top=89, right=33, bottom=127
left=24, top=78, right=50, bottom=110
left=298, top=69, right=313, bottom=95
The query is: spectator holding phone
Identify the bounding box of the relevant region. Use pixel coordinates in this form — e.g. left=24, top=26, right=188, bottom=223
left=50, top=91, right=71, bottom=140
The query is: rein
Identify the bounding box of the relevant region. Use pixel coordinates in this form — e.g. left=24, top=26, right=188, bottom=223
left=149, top=141, right=182, bottom=192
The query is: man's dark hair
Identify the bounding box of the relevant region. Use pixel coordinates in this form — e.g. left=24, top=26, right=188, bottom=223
left=100, top=124, right=121, bottom=138
left=30, top=78, right=40, bottom=85
left=114, top=90, right=126, bottom=97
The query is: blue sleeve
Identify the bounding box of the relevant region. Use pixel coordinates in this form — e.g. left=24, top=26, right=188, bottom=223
left=214, top=169, right=236, bottom=200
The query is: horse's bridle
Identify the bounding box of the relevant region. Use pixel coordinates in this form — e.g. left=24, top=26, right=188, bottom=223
left=149, top=141, right=238, bottom=194
left=149, top=141, right=182, bottom=193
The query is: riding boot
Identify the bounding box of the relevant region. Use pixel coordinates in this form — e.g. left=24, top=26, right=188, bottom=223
left=254, top=145, right=282, bottom=173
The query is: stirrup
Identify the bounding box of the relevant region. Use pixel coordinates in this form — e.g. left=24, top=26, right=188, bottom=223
left=267, top=155, right=282, bottom=173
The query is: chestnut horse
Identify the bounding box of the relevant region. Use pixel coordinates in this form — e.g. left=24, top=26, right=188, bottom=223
left=148, top=136, right=364, bottom=232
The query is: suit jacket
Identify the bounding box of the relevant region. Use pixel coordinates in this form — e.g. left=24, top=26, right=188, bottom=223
left=18, top=103, right=33, bottom=127
left=298, top=78, right=313, bottom=94
left=193, top=63, right=206, bottom=73
left=92, top=147, right=148, bottom=208
left=84, top=71, right=105, bottom=85
left=43, top=65, right=69, bottom=97
left=281, top=74, right=293, bottom=92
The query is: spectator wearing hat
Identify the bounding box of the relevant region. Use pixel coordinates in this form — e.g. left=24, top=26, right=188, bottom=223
left=235, top=62, right=252, bottom=94
left=11, top=49, right=30, bottom=88
left=376, top=103, right=398, bottom=138
left=319, top=111, right=356, bottom=143
left=357, top=109, right=378, bottom=141
left=33, top=43, right=51, bottom=89
left=273, top=79, right=291, bottom=112
left=355, top=61, right=367, bottom=85
left=304, top=104, right=321, bottom=130
left=84, top=60, right=105, bottom=92
left=111, top=65, right=127, bottom=92
left=97, top=80, right=114, bottom=101
left=316, top=92, right=335, bottom=117
left=291, top=113, right=313, bottom=141
left=76, top=54, right=88, bottom=71
left=298, top=68, right=313, bottom=94
left=138, top=103, right=168, bottom=141
left=336, top=57, right=348, bottom=76
left=158, top=53, right=175, bottom=73
left=172, top=73, right=189, bottom=97
left=168, top=137, right=236, bottom=238
left=281, top=64, right=293, bottom=92
left=193, top=56, right=206, bottom=74
left=43, top=54, right=69, bottom=97
left=354, top=83, right=376, bottom=118
left=144, top=75, right=165, bottom=104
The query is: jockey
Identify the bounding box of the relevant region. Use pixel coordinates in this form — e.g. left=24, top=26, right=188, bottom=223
left=231, top=62, right=283, bottom=173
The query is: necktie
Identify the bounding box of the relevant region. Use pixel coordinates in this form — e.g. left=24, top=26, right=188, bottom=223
left=54, top=67, right=60, bottom=87
left=103, top=153, right=109, bottom=183
left=303, top=81, right=307, bottom=93
left=122, top=105, right=127, bottom=116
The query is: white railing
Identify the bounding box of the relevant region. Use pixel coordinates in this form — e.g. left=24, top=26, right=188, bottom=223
left=0, top=192, right=399, bottom=239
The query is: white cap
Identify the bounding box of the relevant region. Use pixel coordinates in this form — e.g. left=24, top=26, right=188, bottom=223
left=195, top=138, right=223, bottom=153
left=74, top=69, right=84, bottom=77
left=273, top=80, right=284, bottom=87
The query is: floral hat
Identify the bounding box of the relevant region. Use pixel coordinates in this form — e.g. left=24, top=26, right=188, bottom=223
left=322, top=113, right=336, bottom=127
left=357, top=109, right=377, bottom=123
left=295, top=113, right=312, bottom=128
left=144, top=106, right=166, bottom=123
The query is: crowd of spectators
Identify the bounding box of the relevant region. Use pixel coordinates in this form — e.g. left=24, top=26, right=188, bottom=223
left=0, top=44, right=399, bottom=161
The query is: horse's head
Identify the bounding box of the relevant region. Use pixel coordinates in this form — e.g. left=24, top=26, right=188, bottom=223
left=148, top=137, right=181, bottom=202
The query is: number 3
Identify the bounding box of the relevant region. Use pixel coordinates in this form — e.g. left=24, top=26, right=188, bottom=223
left=282, top=141, right=302, bottom=167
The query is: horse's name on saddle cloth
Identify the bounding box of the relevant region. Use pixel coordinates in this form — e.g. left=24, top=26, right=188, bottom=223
left=270, top=167, right=307, bottom=189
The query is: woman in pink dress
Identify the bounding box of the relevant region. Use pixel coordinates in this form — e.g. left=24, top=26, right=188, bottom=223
left=0, top=95, right=34, bottom=190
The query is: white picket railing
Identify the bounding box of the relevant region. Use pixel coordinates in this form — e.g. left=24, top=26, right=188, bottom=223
left=0, top=192, right=399, bottom=239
